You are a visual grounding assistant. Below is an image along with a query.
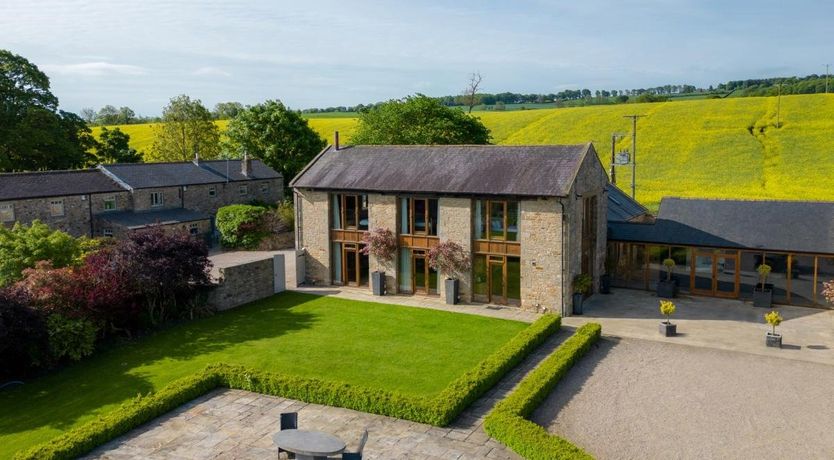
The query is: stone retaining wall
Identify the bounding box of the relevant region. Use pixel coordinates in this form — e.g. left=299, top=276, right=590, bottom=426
left=207, top=257, right=276, bottom=311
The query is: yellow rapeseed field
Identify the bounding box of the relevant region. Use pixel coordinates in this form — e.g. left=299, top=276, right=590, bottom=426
left=94, top=94, right=834, bottom=210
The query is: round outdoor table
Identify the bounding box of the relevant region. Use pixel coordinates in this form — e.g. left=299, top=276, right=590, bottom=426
left=273, top=429, right=346, bottom=460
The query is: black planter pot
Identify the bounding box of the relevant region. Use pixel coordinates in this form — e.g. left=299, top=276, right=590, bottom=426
left=372, top=271, right=385, bottom=296
left=445, top=278, right=460, bottom=305
left=753, top=288, right=772, bottom=308
left=600, top=274, right=611, bottom=294
left=657, top=279, right=677, bottom=298
left=766, top=332, right=782, bottom=348
left=572, top=293, right=584, bottom=315
left=659, top=321, right=677, bottom=337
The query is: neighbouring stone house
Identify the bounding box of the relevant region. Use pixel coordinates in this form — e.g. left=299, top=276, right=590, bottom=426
left=0, top=157, right=283, bottom=240
left=291, top=143, right=609, bottom=315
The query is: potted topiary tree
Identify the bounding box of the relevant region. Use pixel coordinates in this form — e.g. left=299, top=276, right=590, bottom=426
left=360, top=227, right=397, bottom=296
left=753, top=263, right=773, bottom=308
left=764, top=310, right=783, bottom=348
left=572, top=274, right=592, bottom=315
left=427, top=241, right=471, bottom=305
left=659, top=299, right=677, bottom=337
left=657, top=258, right=677, bottom=298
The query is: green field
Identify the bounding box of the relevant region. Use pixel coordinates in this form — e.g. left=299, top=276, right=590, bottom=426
left=94, top=94, right=834, bottom=210
left=0, top=292, right=526, bottom=458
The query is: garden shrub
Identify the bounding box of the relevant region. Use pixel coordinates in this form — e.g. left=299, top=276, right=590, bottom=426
left=14, top=315, right=562, bottom=459
left=46, top=314, right=98, bottom=362
left=276, top=200, right=294, bottom=229
left=0, top=292, right=49, bottom=379
left=483, top=322, right=601, bottom=460
left=0, top=221, right=82, bottom=286
left=216, top=204, right=269, bottom=248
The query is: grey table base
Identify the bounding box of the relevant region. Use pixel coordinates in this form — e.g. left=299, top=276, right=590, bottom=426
left=273, top=429, right=346, bottom=460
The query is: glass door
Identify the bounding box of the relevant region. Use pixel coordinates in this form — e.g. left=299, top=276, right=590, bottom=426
left=690, top=251, right=739, bottom=297
left=344, top=244, right=358, bottom=286
left=489, top=256, right=506, bottom=304
left=413, top=250, right=428, bottom=294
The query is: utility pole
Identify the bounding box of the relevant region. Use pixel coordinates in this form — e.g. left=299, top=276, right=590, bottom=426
left=623, top=115, right=645, bottom=200
left=825, top=64, right=830, bottom=94
left=776, top=82, right=782, bottom=128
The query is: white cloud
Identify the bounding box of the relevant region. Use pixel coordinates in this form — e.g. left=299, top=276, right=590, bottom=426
left=42, top=62, right=147, bottom=77
left=192, top=66, right=232, bottom=77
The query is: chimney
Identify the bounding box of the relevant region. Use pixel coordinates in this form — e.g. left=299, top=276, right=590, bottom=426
left=334, top=131, right=340, bottom=151
left=193, top=147, right=199, bottom=165
left=241, top=150, right=252, bottom=177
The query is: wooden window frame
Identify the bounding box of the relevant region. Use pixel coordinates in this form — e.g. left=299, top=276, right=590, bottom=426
left=333, top=193, right=368, bottom=231
left=476, top=199, right=519, bottom=242
left=400, top=197, right=437, bottom=237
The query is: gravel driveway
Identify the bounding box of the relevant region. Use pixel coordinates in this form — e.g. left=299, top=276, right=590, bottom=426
left=531, top=338, right=834, bottom=459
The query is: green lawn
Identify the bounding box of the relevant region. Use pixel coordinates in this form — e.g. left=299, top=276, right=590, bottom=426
left=0, top=292, right=526, bottom=458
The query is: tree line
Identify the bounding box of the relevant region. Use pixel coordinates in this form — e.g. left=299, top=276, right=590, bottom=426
left=80, top=101, right=247, bottom=125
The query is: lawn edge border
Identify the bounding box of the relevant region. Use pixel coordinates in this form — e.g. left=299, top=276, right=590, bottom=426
left=483, top=322, right=601, bottom=460
left=14, top=314, right=561, bottom=460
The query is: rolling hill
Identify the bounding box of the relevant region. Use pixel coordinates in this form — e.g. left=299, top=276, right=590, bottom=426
left=93, top=94, right=834, bottom=210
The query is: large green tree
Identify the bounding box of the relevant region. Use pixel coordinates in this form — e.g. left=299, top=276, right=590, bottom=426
left=224, top=100, right=325, bottom=184
left=0, top=49, right=95, bottom=171
left=148, top=95, right=220, bottom=162
left=350, top=94, right=491, bottom=145
left=96, top=127, right=142, bottom=163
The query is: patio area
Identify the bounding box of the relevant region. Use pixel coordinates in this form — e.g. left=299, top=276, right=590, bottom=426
left=562, top=288, right=834, bottom=366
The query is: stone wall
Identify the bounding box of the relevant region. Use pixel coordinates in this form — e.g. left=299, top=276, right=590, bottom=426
left=438, top=197, right=473, bottom=302
left=519, top=198, right=563, bottom=313
left=0, top=195, right=93, bottom=237
left=89, top=191, right=133, bottom=215
left=132, top=187, right=183, bottom=211
left=207, top=257, right=275, bottom=310
left=296, top=189, right=331, bottom=285
left=564, top=148, right=610, bottom=313
left=184, top=179, right=284, bottom=216
left=367, top=193, right=398, bottom=293
left=96, top=218, right=212, bottom=239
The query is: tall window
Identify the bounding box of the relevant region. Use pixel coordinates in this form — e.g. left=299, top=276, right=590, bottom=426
left=331, top=193, right=368, bottom=230
left=150, top=191, right=164, bottom=207
left=0, top=203, right=14, bottom=222
left=399, top=197, right=438, bottom=235
left=581, top=195, right=598, bottom=277
left=49, top=199, right=65, bottom=217
left=103, top=195, right=116, bottom=211
left=474, top=200, right=519, bottom=241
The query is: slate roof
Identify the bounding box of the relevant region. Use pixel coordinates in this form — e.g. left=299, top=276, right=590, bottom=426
left=291, top=144, right=593, bottom=197
left=101, top=160, right=281, bottom=189
left=0, top=169, right=124, bottom=201
left=606, top=183, right=651, bottom=222
left=97, top=208, right=210, bottom=229
left=609, top=197, right=834, bottom=255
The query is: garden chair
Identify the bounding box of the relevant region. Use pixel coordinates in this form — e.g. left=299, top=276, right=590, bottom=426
left=341, top=429, right=368, bottom=460
left=279, top=412, right=298, bottom=459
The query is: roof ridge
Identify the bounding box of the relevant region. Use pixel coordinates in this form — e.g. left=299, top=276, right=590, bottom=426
left=0, top=168, right=102, bottom=177
left=663, top=196, right=834, bottom=205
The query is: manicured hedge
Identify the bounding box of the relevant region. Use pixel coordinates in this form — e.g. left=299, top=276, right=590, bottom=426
left=14, top=314, right=562, bottom=460
left=483, top=322, right=602, bottom=460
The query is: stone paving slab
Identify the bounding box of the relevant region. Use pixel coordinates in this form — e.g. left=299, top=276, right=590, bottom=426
left=563, top=288, right=834, bottom=366
left=84, top=329, right=571, bottom=459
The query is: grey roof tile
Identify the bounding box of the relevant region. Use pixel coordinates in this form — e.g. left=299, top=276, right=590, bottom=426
left=0, top=169, right=124, bottom=201
left=291, top=144, right=592, bottom=197
left=609, top=197, right=834, bottom=254
left=606, top=183, right=650, bottom=222
left=97, top=208, right=210, bottom=229
left=101, top=160, right=281, bottom=189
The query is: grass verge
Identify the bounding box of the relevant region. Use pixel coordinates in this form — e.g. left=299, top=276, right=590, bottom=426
left=13, top=313, right=560, bottom=459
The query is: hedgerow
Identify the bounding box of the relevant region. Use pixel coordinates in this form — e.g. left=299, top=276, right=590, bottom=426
left=14, top=314, right=561, bottom=460
left=483, top=322, right=601, bottom=460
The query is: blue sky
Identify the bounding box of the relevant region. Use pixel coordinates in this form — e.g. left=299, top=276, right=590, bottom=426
left=2, top=0, right=832, bottom=115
